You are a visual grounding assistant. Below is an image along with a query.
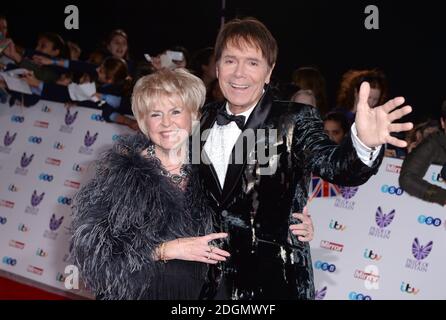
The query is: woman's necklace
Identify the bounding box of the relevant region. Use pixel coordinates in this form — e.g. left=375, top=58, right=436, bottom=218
left=147, top=144, right=188, bottom=185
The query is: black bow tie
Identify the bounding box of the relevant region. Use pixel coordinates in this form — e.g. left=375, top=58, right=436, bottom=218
left=216, top=109, right=246, bottom=129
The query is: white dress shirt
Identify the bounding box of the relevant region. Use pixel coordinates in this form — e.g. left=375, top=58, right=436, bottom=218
left=204, top=102, right=382, bottom=188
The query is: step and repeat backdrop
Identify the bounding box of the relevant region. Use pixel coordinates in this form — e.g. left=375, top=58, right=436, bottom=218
left=308, top=159, right=446, bottom=300
left=0, top=99, right=445, bottom=299
left=0, top=100, right=134, bottom=298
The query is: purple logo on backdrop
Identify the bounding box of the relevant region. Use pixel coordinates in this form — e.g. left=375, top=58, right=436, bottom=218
left=31, top=190, right=45, bottom=207
left=49, top=214, right=64, bottom=231
left=339, top=186, right=359, bottom=199
left=20, top=152, right=34, bottom=168
left=84, top=131, right=98, bottom=147
left=65, top=109, right=78, bottom=126
left=369, top=207, right=395, bottom=239
left=375, top=207, right=395, bottom=228
left=4, top=131, right=17, bottom=146
left=334, top=186, right=359, bottom=210
left=406, top=238, right=433, bottom=272
left=412, top=238, right=433, bottom=261
left=315, top=286, right=327, bottom=300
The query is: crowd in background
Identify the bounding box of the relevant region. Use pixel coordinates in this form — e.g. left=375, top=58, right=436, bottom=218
left=0, top=14, right=444, bottom=161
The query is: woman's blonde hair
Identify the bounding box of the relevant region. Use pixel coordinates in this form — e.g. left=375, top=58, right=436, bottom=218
left=131, top=68, right=206, bottom=135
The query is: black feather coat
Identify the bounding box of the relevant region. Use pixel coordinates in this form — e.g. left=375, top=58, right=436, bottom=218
left=70, top=133, right=214, bottom=299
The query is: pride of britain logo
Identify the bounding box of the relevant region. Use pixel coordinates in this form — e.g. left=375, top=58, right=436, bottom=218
left=334, top=186, right=359, bottom=210
left=15, top=152, right=34, bottom=176
left=79, top=131, right=99, bottom=155
left=0, top=131, right=17, bottom=154
left=60, top=109, right=78, bottom=133
left=43, top=214, right=65, bottom=240
left=25, top=190, right=45, bottom=215
left=315, top=286, right=327, bottom=300
left=405, top=238, right=433, bottom=273
left=368, top=206, right=395, bottom=239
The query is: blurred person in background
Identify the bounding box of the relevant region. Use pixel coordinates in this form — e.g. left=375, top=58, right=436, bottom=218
left=399, top=101, right=446, bottom=206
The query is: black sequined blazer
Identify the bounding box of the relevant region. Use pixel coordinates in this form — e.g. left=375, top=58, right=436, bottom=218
left=199, top=88, right=384, bottom=300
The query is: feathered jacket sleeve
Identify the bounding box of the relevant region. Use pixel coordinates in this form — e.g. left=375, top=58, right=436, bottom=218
left=70, top=134, right=165, bottom=300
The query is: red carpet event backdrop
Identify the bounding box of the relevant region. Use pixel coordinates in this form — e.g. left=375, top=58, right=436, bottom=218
left=0, top=100, right=445, bottom=299
left=309, top=158, right=446, bottom=300
left=0, top=100, right=134, bottom=298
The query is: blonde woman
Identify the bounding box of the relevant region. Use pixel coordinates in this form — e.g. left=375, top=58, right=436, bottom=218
left=70, top=69, right=230, bottom=300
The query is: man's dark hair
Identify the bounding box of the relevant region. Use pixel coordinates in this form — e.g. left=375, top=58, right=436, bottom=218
left=38, top=32, right=68, bottom=58
left=214, top=17, right=278, bottom=68
left=324, top=111, right=350, bottom=135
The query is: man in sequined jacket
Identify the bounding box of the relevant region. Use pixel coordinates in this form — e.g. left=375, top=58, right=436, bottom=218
left=198, top=17, right=413, bottom=300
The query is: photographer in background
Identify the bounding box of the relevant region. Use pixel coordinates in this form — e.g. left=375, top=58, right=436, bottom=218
left=399, top=101, right=446, bottom=206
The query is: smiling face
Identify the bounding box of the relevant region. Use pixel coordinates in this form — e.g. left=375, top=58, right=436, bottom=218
left=107, top=35, right=128, bottom=59
left=144, top=95, right=193, bottom=153
left=216, top=41, right=274, bottom=114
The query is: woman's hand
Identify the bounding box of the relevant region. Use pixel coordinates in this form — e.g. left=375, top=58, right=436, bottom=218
left=289, top=206, right=314, bottom=242
left=162, top=233, right=230, bottom=264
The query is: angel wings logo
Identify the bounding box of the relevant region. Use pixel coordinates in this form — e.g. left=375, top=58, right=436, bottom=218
left=4, top=131, right=17, bottom=146
left=49, top=214, right=64, bottom=231
left=375, top=206, right=395, bottom=228
left=79, top=131, right=99, bottom=155
left=315, top=286, right=327, bottom=300
left=31, top=190, right=45, bottom=207
left=44, top=214, right=65, bottom=240
left=405, top=238, right=433, bottom=272
left=65, top=109, right=78, bottom=126
left=25, top=190, right=45, bottom=215
left=60, top=109, right=78, bottom=133
left=411, top=238, right=433, bottom=261
left=20, top=152, right=34, bottom=168
left=84, top=131, right=98, bottom=147
left=368, top=207, right=395, bottom=239
left=0, top=131, right=17, bottom=154
left=15, top=152, right=34, bottom=176
left=334, top=186, right=359, bottom=210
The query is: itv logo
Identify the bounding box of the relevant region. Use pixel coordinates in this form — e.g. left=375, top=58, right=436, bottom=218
left=329, top=219, right=346, bottom=231
left=363, top=249, right=382, bottom=261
